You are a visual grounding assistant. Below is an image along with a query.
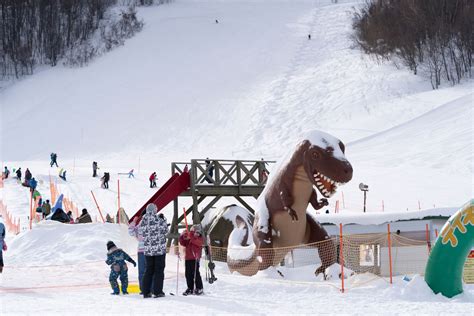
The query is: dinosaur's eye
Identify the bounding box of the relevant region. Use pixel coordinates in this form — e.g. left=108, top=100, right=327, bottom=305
left=312, top=151, right=320, bottom=159
left=339, top=142, right=345, bottom=153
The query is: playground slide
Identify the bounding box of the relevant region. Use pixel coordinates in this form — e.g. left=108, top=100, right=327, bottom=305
left=128, top=171, right=190, bottom=224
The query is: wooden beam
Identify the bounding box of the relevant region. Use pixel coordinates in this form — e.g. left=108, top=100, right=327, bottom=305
left=198, top=195, right=222, bottom=221
left=234, top=195, right=257, bottom=215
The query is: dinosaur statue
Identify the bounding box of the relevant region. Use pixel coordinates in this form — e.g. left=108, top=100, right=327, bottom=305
left=227, top=130, right=353, bottom=277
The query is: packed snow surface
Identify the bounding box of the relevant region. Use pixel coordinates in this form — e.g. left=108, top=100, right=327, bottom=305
left=0, top=0, right=473, bottom=314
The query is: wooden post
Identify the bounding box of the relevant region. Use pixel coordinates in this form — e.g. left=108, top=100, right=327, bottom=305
left=117, top=179, right=121, bottom=224
left=382, top=200, right=384, bottom=212
left=91, top=190, right=105, bottom=223
left=387, top=224, right=393, bottom=284
left=418, top=200, right=421, bottom=210
left=341, top=191, right=345, bottom=209
left=339, top=223, right=344, bottom=293
left=29, top=190, right=33, bottom=230
left=183, top=207, right=189, bottom=232
left=425, top=223, right=431, bottom=254
left=435, top=228, right=438, bottom=238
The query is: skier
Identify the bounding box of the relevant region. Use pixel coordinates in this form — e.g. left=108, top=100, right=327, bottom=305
left=179, top=225, right=204, bottom=295
left=3, top=166, right=9, bottom=179
left=59, top=168, right=67, bottom=181
left=15, top=168, right=22, bottom=181
left=0, top=217, right=6, bottom=273
left=308, top=34, right=311, bottom=40
left=139, top=204, right=168, bottom=298
left=50, top=153, right=58, bottom=167
left=128, top=169, right=135, bottom=178
left=101, top=172, right=110, bottom=189
left=92, top=161, right=98, bottom=177
left=149, top=172, right=157, bottom=188
left=105, top=241, right=136, bottom=295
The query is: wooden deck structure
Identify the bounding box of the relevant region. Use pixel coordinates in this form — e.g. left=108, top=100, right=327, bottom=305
left=167, top=158, right=274, bottom=244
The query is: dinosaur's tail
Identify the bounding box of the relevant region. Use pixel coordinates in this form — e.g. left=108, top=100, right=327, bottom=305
left=226, top=215, right=261, bottom=276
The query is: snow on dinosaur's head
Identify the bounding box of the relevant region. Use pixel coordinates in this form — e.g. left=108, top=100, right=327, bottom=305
left=299, top=130, right=353, bottom=198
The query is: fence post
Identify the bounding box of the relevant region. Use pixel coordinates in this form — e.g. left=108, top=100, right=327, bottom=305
left=339, top=223, right=344, bottom=293
left=382, top=200, right=384, bottom=212
left=117, top=179, right=121, bottom=224
left=341, top=191, right=345, bottom=209
left=425, top=223, right=431, bottom=254
left=29, top=190, right=33, bottom=230
left=91, top=190, right=105, bottom=223
left=387, top=223, right=393, bottom=284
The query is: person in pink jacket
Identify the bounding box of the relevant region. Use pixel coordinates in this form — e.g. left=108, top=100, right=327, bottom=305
left=179, top=225, right=204, bottom=296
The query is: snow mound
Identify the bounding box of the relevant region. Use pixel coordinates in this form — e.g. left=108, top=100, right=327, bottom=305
left=5, top=221, right=137, bottom=266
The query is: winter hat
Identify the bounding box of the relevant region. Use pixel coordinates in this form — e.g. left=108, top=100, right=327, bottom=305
left=106, top=241, right=116, bottom=251
left=192, top=224, right=202, bottom=234
left=146, top=203, right=157, bottom=214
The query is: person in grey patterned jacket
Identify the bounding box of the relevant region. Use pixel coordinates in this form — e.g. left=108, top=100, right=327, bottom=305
left=139, top=203, right=169, bottom=298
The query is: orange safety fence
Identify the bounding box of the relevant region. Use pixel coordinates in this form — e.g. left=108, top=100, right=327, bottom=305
left=0, top=200, right=21, bottom=235
left=0, top=235, right=444, bottom=294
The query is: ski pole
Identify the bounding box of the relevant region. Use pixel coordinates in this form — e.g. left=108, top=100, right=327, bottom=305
left=183, top=207, right=189, bottom=232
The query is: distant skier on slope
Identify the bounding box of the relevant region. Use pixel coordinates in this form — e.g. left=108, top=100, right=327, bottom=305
left=149, top=172, right=157, bottom=188
left=3, top=166, right=9, bottom=179
left=15, top=168, right=22, bottom=181
left=59, top=168, right=67, bottom=181
left=101, top=172, right=110, bottom=189
left=92, top=161, right=99, bottom=177
left=50, top=153, right=58, bottom=167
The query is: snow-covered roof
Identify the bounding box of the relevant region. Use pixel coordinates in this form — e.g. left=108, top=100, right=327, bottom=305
left=316, top=207, right=456, bottom=226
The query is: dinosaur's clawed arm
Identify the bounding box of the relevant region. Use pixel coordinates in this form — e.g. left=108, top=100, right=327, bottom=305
left=280, top=189, right=298, bottom=221
left=310, top=189, right=328, bottom=210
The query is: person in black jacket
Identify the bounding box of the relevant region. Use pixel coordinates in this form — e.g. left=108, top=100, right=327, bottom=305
left=51, top=208, right=70, bottom=223
left=92, top=161, right=98, bottom=177
left=16, top=168, right=22, bottom=181
left=101, top=172, right=110, bottom=189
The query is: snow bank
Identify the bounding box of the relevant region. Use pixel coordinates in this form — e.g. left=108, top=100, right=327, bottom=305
left=5, top=221, right=137, bottom=266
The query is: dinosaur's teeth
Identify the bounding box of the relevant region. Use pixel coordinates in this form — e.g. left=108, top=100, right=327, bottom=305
left=316, top=181, right=322, bottom=185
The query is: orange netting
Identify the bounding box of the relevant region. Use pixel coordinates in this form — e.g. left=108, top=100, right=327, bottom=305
left=0, top=200, right=21, bottom=235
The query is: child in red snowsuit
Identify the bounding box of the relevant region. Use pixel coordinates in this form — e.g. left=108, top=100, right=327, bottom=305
left=179, top=225, right=204, bottom=295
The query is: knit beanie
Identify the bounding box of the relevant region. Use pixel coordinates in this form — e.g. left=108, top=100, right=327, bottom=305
left=107, top=241, right=116, bottom=251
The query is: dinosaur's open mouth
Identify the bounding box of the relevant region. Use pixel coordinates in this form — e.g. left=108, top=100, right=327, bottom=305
left=313, top=171, right=340, bottom=198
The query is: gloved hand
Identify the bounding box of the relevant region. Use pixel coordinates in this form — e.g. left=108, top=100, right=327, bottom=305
left=133, top=262, right=137, bottom=267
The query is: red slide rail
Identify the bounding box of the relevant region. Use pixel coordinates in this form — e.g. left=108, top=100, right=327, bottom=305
left=129, top=171, right=190, bottom=223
